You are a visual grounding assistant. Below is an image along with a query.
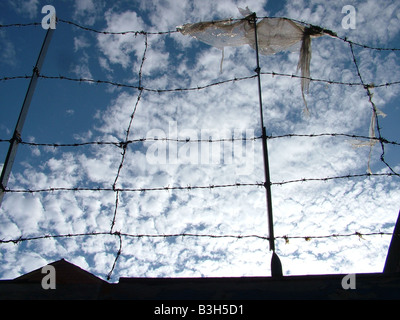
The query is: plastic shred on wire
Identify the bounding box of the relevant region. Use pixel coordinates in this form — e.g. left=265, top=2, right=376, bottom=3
left=177, top=8, right=333, bottom=112
left=351, top=106, right=387, bottom=174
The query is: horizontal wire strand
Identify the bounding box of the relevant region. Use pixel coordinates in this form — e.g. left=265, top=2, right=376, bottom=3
left=2, top=73, right=400, bottom=91
left=2, top=16, right=400, bottom=52
left=7, top=133, right=397, bottom=148
left=2, top=173, right=397, bottom=195
left=0, top=230, right=394, bottom=246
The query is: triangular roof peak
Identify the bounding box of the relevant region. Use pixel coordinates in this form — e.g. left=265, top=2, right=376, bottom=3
left=13, top=259, right=107, bottom=284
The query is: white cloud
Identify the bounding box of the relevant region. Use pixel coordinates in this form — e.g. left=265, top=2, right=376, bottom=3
left=0, top=41, right=17, bottom=66
left=70, top=52, right=93, bottom=79
left=8, top=0, right=39, bottom=19
left=2, top=194, right=44, bottom=234
left=98, top=57, right=113, bottom=73
left=281, top=0, right=400, bottom=46
left=73, top=0, right=105, bottom=25
left=0, top=26, right=17, bottom=67
left=73, top=36, right=90, bottom=52
left=97, top=10, right=147, bottom=69
left=78, top=152, right=118, bottom=184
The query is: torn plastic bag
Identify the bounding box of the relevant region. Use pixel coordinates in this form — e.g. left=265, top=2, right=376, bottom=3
left=248, top=18, right=305, bottom=55
left=351, top=103, right=387, bottom=174
left=177, top=18, right=253, bottom=49
left=178, top=17, right=254, bottom=73
left=177, top=13, right=329, bottom=112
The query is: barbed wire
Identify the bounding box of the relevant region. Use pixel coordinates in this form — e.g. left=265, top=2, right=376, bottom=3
left=0, top=228, right=395, bottom=279
left=2, top=173, right=397, bottom=195
left=349, top=42, right=400, bottom=176
left=271, top=172, right=397, bottom=186
left=110, top=34, right=147, bottom=234
left=0, top=230, right=394, bottom=246
left=0, top=133, right=398, bottom=148
left=17, top=136, right=264, bottom=147
left=57, top=18, right=178, bottom=36
left=267, top=133, right=400, bottom=146
left=106, top=35, right=149, bottom=274
left=0, top=74, right=259, bottom=92
left=0, top=22, right=41, bottom=28
left=2, top=73, right=400, bottom=93
left=2, top=16, right=400, bottom=52
left=260, top=71, right=400, bottom=88
left=1, top=14, right=399, bottom=279
left=58, top=15, right=400, bottom=52
left=3, top=182, right=264, bottom=194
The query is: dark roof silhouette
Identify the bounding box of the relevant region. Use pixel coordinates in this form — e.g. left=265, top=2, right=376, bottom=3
left=1, top=258, right=400, bottom=300
left=13, top=259, right=106, bottom=285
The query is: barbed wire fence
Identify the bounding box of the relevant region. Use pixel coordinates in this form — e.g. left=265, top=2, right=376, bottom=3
left=0, top=16, right=399, bottom=280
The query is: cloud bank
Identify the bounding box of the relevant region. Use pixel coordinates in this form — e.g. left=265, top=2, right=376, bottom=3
left=0, top=0, right=399, bottom=281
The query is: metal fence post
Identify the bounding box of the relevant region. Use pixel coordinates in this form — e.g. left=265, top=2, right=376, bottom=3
left=0, top=26, right=55, bottom=207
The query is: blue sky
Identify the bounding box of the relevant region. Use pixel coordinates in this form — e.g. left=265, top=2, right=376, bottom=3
left=0, top=0, right=400, bottom=282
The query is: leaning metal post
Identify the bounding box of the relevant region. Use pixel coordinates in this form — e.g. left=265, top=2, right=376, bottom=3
left=250, top=13, right=283, bottom=277
left=0, top=25, right=55, bottom=207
